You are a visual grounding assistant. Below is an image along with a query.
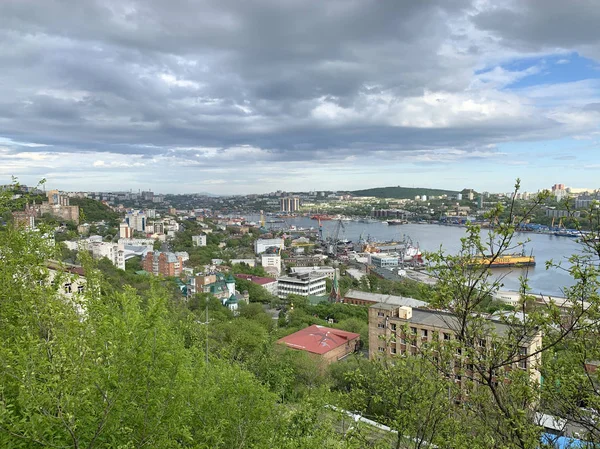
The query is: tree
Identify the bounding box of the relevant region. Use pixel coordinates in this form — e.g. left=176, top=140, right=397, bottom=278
left=424, top=180, right=596, bottom=448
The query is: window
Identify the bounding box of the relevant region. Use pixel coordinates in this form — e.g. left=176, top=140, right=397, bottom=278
left=456, top=348, right=462, bottom=356
left=77, top=285, right=84, bottom=294
left=443, top=333, right=451, bottom=341
left=378, top=311, right=385, bottom=317
left=378, top=323, right=385, bottom=329
left=64, top=283, right=72, bottom=294
left=391, top=323, right=397, bottom=331
left=411, top=327, right=417, bottom=334
left=378, top=347, right=385, bottom=353
left=391, top=347, right=397, bottom=354
left=478, top=339, right=486, bottom=348
left=421, top=329, right=428, bottom=338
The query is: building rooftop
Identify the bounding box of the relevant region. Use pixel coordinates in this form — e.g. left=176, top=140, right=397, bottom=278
left=235, top=274, right=277, bottom=285
left=345, top=289, right=427, bottom=308
left=277, top=325, right=360, bottom=355
left=371, top=303, right=534, bottom=340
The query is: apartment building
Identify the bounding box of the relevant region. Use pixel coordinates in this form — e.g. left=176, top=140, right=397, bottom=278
left=277, top=272, right=327, bottom=299
left=192, top=234, right=207, bottom=247
left=260, top=252, right=281, bottom=275
left=368, top=303, right=542, bottom=385
left=142, top=251, right=183, bottom=277
left=254, top=238, right=285, bottom=254
left=125, top=210, right=146, bottom=232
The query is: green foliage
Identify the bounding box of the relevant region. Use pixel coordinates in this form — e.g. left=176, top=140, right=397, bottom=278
left=69, top=197, right=119, bottom=225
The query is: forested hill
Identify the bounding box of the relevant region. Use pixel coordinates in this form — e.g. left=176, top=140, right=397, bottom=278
left=69, top=197, right=120, bottom=223
left=349, top=186, right=458, bottom=199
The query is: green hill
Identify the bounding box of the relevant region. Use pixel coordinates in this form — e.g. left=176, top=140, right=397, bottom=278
left=349, top=186, right=458, bottom=199
left=70, top=197, right=120, bottom=224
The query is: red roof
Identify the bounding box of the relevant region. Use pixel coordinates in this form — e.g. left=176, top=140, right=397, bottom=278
left=235, top=274, right=276, bottom=286
left=277, top=325, right=360, bottom=355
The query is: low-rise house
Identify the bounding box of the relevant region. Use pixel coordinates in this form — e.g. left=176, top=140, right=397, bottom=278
left=277, top=325, right=360, bottom=365
left=235, top=274, right=278, bottom=296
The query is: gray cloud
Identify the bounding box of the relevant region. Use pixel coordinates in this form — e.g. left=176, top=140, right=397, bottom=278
left=0, top=0, right=599, bottom=191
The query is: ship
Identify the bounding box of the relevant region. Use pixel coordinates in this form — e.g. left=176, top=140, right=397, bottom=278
left=386, top=219, right=408, bottom=225
left=469, top=253, right=535, bottom=268
left=311, top=214, right=334, bottom=220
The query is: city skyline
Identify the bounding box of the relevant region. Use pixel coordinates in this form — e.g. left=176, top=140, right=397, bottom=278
left=1, top=1, right=599, bottom=194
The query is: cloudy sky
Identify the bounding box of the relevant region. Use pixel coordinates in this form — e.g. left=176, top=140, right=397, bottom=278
left=1, top=0, right=599, bottom=194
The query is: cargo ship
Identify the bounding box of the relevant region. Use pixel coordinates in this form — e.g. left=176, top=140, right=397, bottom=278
left=469, top=253, right=535, bottom=268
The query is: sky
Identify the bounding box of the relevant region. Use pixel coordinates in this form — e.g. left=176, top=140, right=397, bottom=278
left=1, top=0, right=600, bottom=195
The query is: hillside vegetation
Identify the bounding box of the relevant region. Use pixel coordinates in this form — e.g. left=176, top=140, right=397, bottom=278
left=350, top=185, right=458, bottom=199
left=70, top=197, right=120, bottom=224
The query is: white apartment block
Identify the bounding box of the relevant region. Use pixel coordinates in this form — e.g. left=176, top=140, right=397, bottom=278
left=277, top=272, right=327, bottom=299
left=254, top=238, right=284, bottom=254
left=119, top=222, right=133, bottom=238
left=67, top=236, right=125, bottom=270
left=192, top=235, right=207, bottom=247
left=261, top=253, right=281, bottom=274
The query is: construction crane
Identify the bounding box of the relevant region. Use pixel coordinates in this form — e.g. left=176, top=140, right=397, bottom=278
left=328, top=219, right=345, bottom=256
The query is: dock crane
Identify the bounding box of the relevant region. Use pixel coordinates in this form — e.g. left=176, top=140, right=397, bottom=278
left=328, top=219, right=345, bottom=256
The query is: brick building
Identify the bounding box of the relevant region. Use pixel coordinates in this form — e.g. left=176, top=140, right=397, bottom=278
left=142, top=251, right=183, bottom=277
left=277, top=324, right=360, bottom=365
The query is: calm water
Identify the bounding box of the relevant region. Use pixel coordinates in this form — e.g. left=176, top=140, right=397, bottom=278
left=253, top=216, right=584, bottom=297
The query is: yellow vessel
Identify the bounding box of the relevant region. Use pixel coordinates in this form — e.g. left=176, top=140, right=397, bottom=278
left=470, top=253, right=535, bottom=268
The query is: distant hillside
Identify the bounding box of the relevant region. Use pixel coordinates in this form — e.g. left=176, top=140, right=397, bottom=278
left=349, top=186, right=458, bottom=199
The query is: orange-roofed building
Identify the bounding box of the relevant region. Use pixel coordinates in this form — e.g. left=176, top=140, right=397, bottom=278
left=277, top=325, right=360, bottom=364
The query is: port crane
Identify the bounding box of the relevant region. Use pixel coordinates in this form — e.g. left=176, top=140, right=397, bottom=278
left=327, top=219, right=345, bottom=256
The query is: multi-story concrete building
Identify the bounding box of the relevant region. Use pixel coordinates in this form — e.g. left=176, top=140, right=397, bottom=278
left=142, top=251, right=184, bottom=277
left=260, top=252, right=281, bottom=275
left=119, top=222, right=133, bottom=239
left=254, top=238, right=285, bottom=254
left=192, top=235, right=207, bottom=247
left=368, top=304, right=542, bottom=385
left=125, top=210, right=146, bottom=232
left=65, top=236, right=126, bottom=270
left=277, top=272, right=327, bottom=299
left=280, top=196, right=300, bottom=213
left=38, top=190, right=80, bottom=224
left=370, top=253, right=400, bottom=269
left=290, top=266, right=337, bottom=280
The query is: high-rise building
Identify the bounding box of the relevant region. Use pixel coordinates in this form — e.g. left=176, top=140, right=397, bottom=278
left=280, top=196, right=300, bottom=212
left=125, top=210, right=146, bottom=232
